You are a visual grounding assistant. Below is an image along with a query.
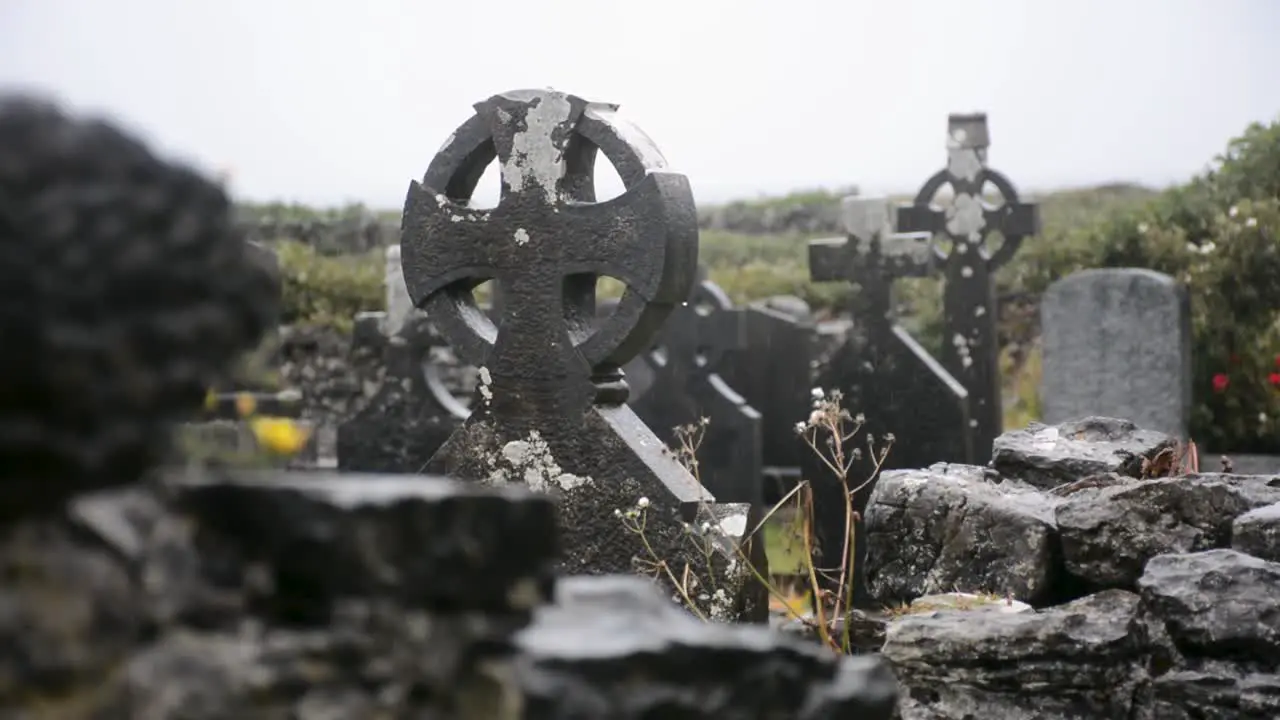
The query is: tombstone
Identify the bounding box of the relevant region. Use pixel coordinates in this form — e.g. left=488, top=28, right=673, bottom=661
left=719, top=296, right=816, bottom=501
left=1041, top=268, right=1192, bottom=437
left=336, top=315, right=470, bottom=473
left=806, top=195, right=974, bottom=606
left=628, top=278, right=765, bottom=506
left=384, top=244, right=417, bottom=336
left=399, top=89, right=766, bottom=616
left=897, top=113, right=1041, bottom=461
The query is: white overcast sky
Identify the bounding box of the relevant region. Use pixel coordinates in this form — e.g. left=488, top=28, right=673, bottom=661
left=2, top=0, right=1278, bottom=208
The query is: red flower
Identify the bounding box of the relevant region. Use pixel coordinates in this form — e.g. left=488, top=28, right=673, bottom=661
left=1270, top=373, right=1280, bottom=387
left=1212, top=373, right=1230, bottom=393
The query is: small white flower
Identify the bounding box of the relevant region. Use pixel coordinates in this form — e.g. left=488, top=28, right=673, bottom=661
left=794, top=421, right=807, bottom=434
left=700, top=521, right=712, bottom=533
left=1246, top=217, right=1258, bottom=228
left=1230, top=205, right=1239, bottom=217
left=808, top=409, right=823, bottom=426
left=636, top=496, right=650, bottom=509
left=1259, top=412, right=1268, bottom=424
left=613, top=508, right=622, bottom=517
left=1137, top=222, right=1149, bottom=234
left=810, top=387, right=825, bottom=400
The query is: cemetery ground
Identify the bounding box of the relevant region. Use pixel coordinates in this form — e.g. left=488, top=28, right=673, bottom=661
left=241, top=114, right=1280, bottom=628
left=9, top=90, right=1280, bottom=717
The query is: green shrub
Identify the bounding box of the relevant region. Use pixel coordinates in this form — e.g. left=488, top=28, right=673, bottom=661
left=273, top=240, right=384, bottom=330
left=1023, top=117, right=1280, bottom=450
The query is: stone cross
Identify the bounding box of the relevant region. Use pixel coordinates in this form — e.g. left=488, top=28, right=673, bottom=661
left=806, top=196, right=973, bottom=606
left=1041, top=269, right=1192, bottom=437
left=629, top=279, right=764, bottom=506
left=400, top=90, right=765, bottom=599
left=810, top=196, right=935, bottom=337
left=895, top=113, right=1040, bottom=461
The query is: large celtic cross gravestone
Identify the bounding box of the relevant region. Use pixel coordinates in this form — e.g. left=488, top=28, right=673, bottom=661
left=806, top=196, right=973, bottom=605
left=400, top=90, right=760, bottom=587
left=628, top=278, right=764, bottom=506
left=896, top=113, right=1040, bottom=461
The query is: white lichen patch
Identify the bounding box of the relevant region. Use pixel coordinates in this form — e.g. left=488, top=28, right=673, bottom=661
left=477, top=366, right=493, bottom=404
left=498, top=92, right=574, bottom=204
left=583, top=103, right=669, bottom=171
left=947, top=144, right=983, bottom=183
left=718, top=512, right=748, bottom=538
left=952, top=332, right=974, bottom=369
left=513, top=228, right=530, bottom=246
left=841, top=197, right=890, bottom=241
left=946, top=193, right=986, bottom=239
left=487, top=430, right=590, bottom=492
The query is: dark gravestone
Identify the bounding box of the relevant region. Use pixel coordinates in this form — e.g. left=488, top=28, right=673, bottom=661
left=400, top=89, right=763, bottom=596
left=896, top=113, right=1040, bottom=461
left=628, top=279, right=764, bottom=506
left=806, top=196, right=973, bottom=606
left=719, top=299, right=816, bottom=500
left=336, top=315, right=469, bottom=473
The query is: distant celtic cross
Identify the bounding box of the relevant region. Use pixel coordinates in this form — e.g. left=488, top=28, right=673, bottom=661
left=896, top=114, right=1040, bottom=460
left=809, top=196, right=935, bottom=333
left=399, top=89, right=710, bottom=526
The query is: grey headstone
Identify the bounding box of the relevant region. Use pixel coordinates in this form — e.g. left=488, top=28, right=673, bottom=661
left=1040, top=268, right=1191, bottom=437
left=384, top=244, right=416, bottom=336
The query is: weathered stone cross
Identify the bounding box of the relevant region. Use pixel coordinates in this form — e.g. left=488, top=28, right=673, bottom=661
left=894, top=114, right=1040, bottom=460
left=809, top=196, right=936, bottom=334
left=399, top=90, right=760, bottom=588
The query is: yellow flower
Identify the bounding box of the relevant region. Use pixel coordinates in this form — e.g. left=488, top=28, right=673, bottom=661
left=234, top=392, right=257, bottom=418
left=204, top=389, right=218, bottom=411
left=249, top=416, right=311, bottom=457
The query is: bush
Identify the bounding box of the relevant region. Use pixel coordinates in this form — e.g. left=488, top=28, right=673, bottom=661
left=273, top=240, right=384, bottom=330
left=1029, top=118, right=1280, bottom=451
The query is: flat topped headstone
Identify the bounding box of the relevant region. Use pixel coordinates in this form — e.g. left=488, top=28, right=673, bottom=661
left=1041, top=268, right=1191, bottom=437
left=400, top=88, right=736, bottom=582
left=336, top=315, right=470, bottom=473
left=629, top=278, right=764, bottom=505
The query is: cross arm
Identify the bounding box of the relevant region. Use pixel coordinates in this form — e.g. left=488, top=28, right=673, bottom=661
left=558, top=171, right=698, bottom=306
left=808, top=237, right=849, bottom=283
left=399, top=180, right=500, bottom=309
left=895, top=203, right=945, bottom=236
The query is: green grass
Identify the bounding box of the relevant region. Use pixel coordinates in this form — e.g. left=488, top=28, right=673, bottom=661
left=762, top=509, right=808, bottom=576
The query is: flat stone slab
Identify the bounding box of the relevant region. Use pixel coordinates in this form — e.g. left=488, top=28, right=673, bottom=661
left=1234, top=501, right=1280, bottom=563
left=991, top=416, right=1171, bottom=490
left=884, top=589, right=1172, bottom=718
left=513, top=575, right=898, bottom=718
